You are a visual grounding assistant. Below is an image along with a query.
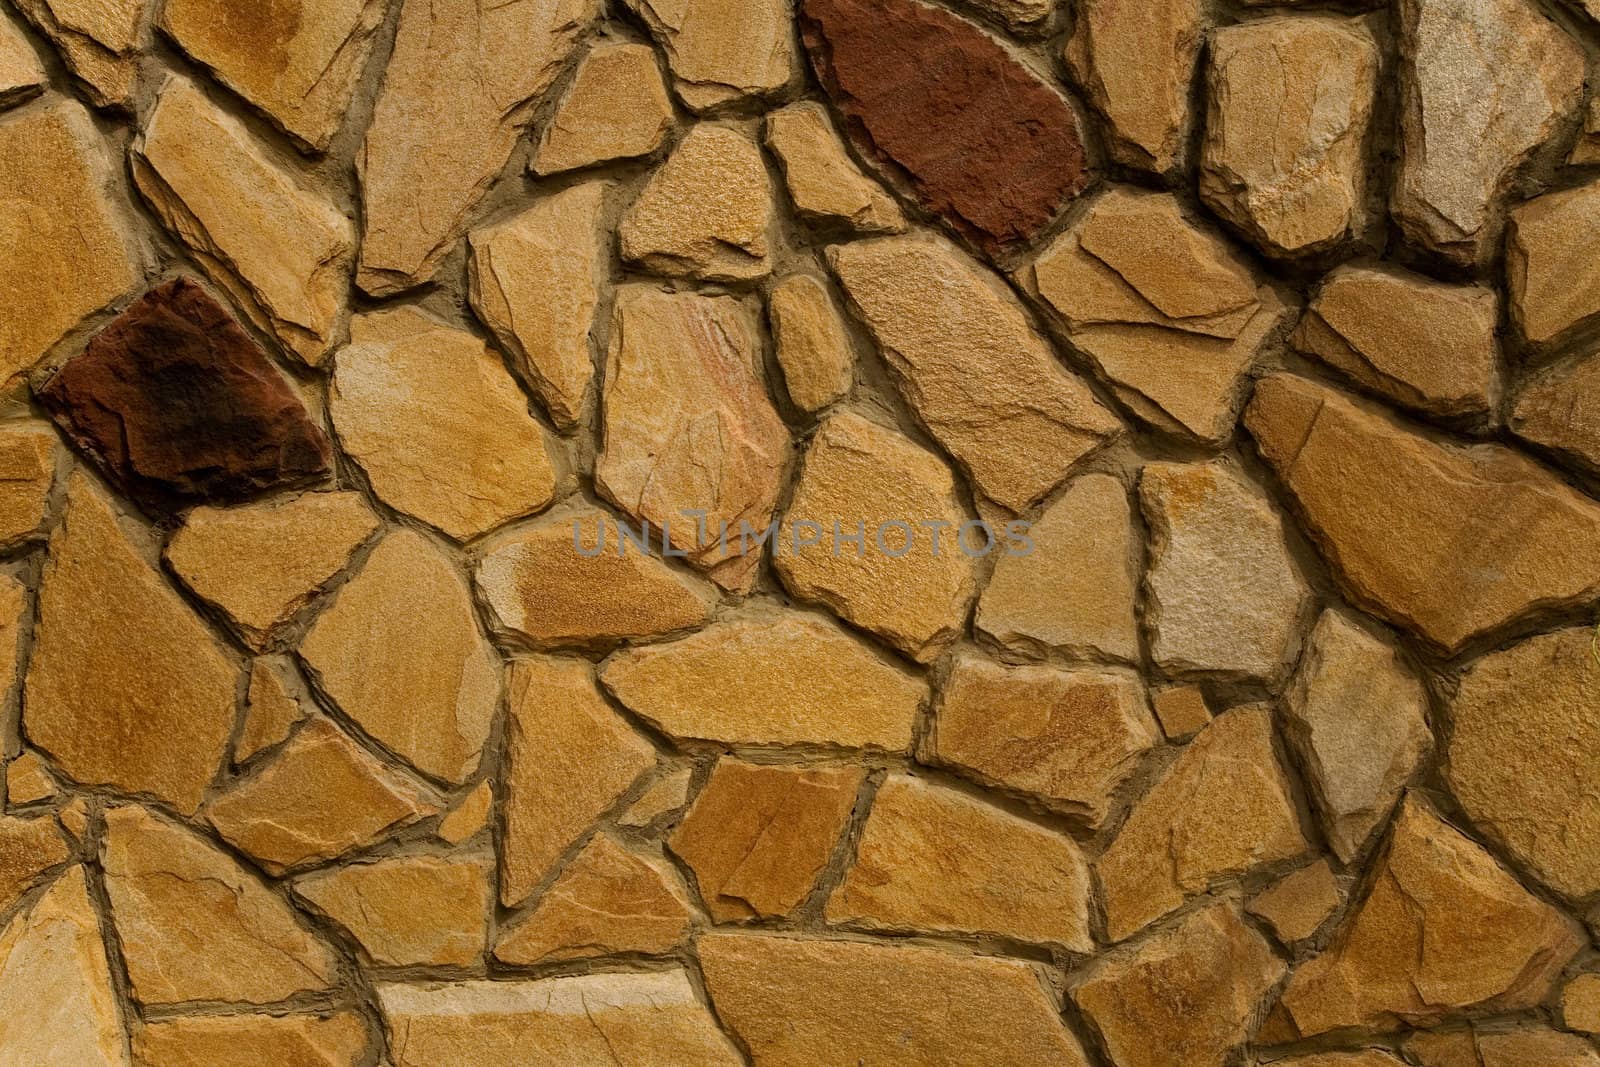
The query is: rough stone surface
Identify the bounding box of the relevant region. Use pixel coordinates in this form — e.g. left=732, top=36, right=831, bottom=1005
left=0, top=421, right=56, bottom=546
left=618, top=769, right=692, bottom=827
left=1508, top=180, right=1600, bottom=346
left=237, top=656, right=305, bottom=763
left=1564, top=973, right=1600, bottom=1034
left=767, top=274, right=855, bottom=414
left=1247, top=859, right=1341, bottom=945
left=928, top=653, right=1157, bottom=825
left=1511, top=348, right=1600, bottom=474
left=1097, top=707, right=1308, bottom=940
left=294, top=854, right=490, bottom=967
left=0, top=17, right=44, bottom=108
left=4, top=751, right=56, bottom=807
left=14, top=0, right=141, bottom=108
left=0, top=815, right=68, bottom=913
left=1408, top=1026, right=1600, bottom=1067
left=1245, top=373, right=1600, bottom=653
left=435, top=781, right=492, bottom=845
left=1149, top=685, right=1211, bottom=741
left=764, top=102, right=904, bottom=235
left=627, top=0, right=795, bottom=111
left=131, top=1013, right=368, bottom=1067
left=802, top=0, right=1088, bottom=254
left=532, top=41, right=672, bottom=175
left=0, top=575, right=24, bottom=720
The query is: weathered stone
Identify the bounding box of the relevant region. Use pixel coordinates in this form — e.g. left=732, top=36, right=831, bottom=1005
left=25, top=472, right=235, bottom=815
left=701, top=932, right=1090, bottom=1066
left=357, top=0, right=598, bottom=294
left=330, top=308, right=558, bottom=542
left=131, top=1013, right=368, bottom=1067
left=627, top=0, right=796, bottom=111
left=0, top=17, right=44, bottom=108
left=1394, top=0, right=1583, bottom=262
left=1294, top=265, right=1499, bottom=419
left=1271, top=796, right=1584, bottom=1038
left=501, top=657, right=656, bottom=907
left=1508, top=180, right=1600, bottom=346
left=301, top=529, right=499, bottom=784
left=828, top=774, right=1092, bottom=950
left=57, top=798, right=89, bottom=841
left=1097, top=707, right=1308, bottom=940
left=166, top=492, right=375, bottom=646
left=0, top=867, right=127, bottom=1067
left=831, top=233, right=1120, bottom=510
left=493, top=834, right=691, bottom=964
left=237, top=656, right=305, bottom=763
left=1511, top=348, right=1600, bottom=475
left=976, top=472, right=1139, bottom=660
left=103, top=805, right=337, bottom=1005
left=618, top=769, right=692, bottom=827
left=160, top=0, right=384, bottom=151
left=768, top=274, right=855, bottom=414
left=0, top=422, right=55, bottom=546
left=435, top=781, right=493, bottom=845
left=377, top=971, right=743, bottom=1066
left=1140, top=461, right=1310, bottom=681
left=0, top=816, right=68, bottom=913
left=670, top=759, right=860, bottom=921
left=531, top=41, right=672, bottom=175
left=1066, top=0, right=1203, bottom=174
left=135, top=76, right=354, bottom=365
left=206, top=717, right=439, bottom=874
left=1408, top=1026, right=1600, bottom=1067
left=1247, top=859, right=1341, bottom=945
left=1267, top=1054, right=1405, bottom=1067
left=764, top=103, right=904, bottom=235
left=774, top=411, right=976, bottom=662
left=14, top=0, right=141, bottom=107
left=0, top=574, right=23, bottom=720
left=601, top=608, right=925, bottom=750
left=1573, top=95, right=1600, bottom=164
left=1200, top=16, right=1378, bottom=256
left=294, top=854, right=490, bottom=967
left=1149, top=685, right=1211, bottom=741
left=5, top=751, right=56, bottom=806
left=929, top=653, right=1157, bottom=825
left=619, top=125, right=773, bottom=282
left=477, top=507, right=716, bottom=647
left=1073, top=903, right=1284, bottom=1067
left=803, top=0, right=1087, bottom=254
left=1245, top=373, right=1600, bottom=653
left=954, top=0, right=1050, bottom=30
left=596, top=286, right=790, bottom=589
left=467, top=182, right=605, bottom=431
left=1285, top=609, right=1431, bottom=862
left=1564, top=973, right=1600, bottom=1034
left=0, top=99, right=142, bottom=385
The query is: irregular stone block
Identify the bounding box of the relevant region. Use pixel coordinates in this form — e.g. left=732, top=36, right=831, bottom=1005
left=531, top=41, right=672, bottom=175
left=1508, top=179, right=1600, bottom=346
left=14, top=0, right=142, bottom=107
left=131, top=1014, right=367, bottom=1067
left=294, top=854, right=490, bottom=967
left=763, top=102, right=903, bottom=235
left=767, top=274, right=855, bottom=414
left=625, top=0, right=797, bottom=111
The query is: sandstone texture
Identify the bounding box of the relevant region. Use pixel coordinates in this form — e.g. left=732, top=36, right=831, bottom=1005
left=131, top=1013, right=367, bottom=1067
left=1511, top=348, right=1600, bottom=474
left=628, top=0, right=797, bottom=111
left=14, top=0, right=141, bottom=108
left=1149, top=684, right=1211, bottom=741
left=294, top=854, right=490, bottom=967
left=0, top=421, right=57, bottom=546
left=0, top=815, right=68, bottom=912
left=237, top=656, right=304, bottom=762
left=532, top=41, right=672, bottom=175
left=767, top=273, right=855, bottom=414
left=764, top=102, right=904, bottom=235
left=1248, top=859, right=1341, bottom=945
left=0, top=16, right=43, bottom=108
left=1508, top=179, right=1600, bottom=347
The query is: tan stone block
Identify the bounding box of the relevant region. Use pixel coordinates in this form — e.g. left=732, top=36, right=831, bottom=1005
left=295, top=853, right=490, bottom=967
left=57, top=798, right=89, bottom=840
left=1269, top=1053, right=1406, bottom=1067
left=1512, top=348, right=1600, bottom=475
left=0, top=573, right=23, bottom=720
left=532, top=41, right=672, bottom=174
left=1247, top=859, right=1341, bottom=944
left=764, top=102, right=903, bottom=234
left=767, top=274, right=855, bottom=414
left=617, top=769, right=692, bottom=827
left=0, top=422, right=56, bottom=545
left=0, top=815, right=68, bottom=913
left=5, top=751, right=56, bottom=806
left=0, top=16, right=45, bottom=108
left=132, top=1012, right=368, bottom=1067
left=1408, top=1026, right=1600, bottom=1067
left=670, top=759, right=860, bottom=921
left=236, top=656, right=305, bottom=764
left=625, top=0, right=797, bottom=111
left=1564, top=973, right=1600, bottom=1034
left=14, top=0, right=141, bottom=107
left=1150, top=685, right=1211, bottom=741
left=435, top=780, right=493, bottom=845
left=1509, top=179, right=1600, bottom=346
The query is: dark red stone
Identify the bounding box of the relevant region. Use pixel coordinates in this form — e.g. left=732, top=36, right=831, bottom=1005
left=800, top=0, right=1089, bottom=256
left=37, top=277, right=332, bottom=512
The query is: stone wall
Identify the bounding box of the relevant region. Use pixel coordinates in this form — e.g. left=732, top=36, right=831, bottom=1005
left=0, top=0, right=1597, bottom=1063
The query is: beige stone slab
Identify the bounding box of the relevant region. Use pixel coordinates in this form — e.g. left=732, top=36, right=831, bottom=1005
left=295, top=853, right=490, bottom=967
left=1247, top=859, right=1341, bottom=945
left=14, top=0, right=142, bottom=108
left=625, top=0, right=797, bottom=111
left=532, top=41, right=672, bottom=175
left=131, top=1012, right=367, bottom=1067
left=767, top=274, right=855, bottom=415
left=764, top=102, right=903, bottom=235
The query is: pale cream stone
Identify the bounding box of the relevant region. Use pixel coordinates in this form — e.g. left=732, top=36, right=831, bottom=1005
left=330, top=308, right=558, bottom=541
left=1149, top=685, right=1211, bottom=741
left=626, top=0, right=797, bottom=111
left=14, top=0, right=141, bottom=108
left=1564, top=973, right=1600, bottom=1034
left=532, top=41, right=673, bottom=174
left=236, top=656, right=305, bottom=763
left=601, top=608, right=925, bottom=750
left=0, top=422, right=56, bottom=545
left=620, top=124, right=773, bottom=281
left=5, top=751, right=56, bottom=806
left=1511, top=348, right=1600, bottom=475
left=357, top=0, right=600, bottom=294
left=435, top=781, right=493, bottom=845
left=764, top=102, right=904, bottom=234
left=0, top=815, right=68, bottom=912
left=1508, top=179, right=1600, bottom=346
left=165, top=491, right=377, bottom=648
left=467, top=182, right=607, bottom=430
left=1247, top=859, right=1342, bottom=944
left=617, top=769, right=692, bottom=827
left=134, top=75, right=353, bottom=365
left=131, top=1013, right=368, bottom=1067
left=295, top=854, right=490, bottom=967
left=26, top=472, right=235, bottom=815
left=767, top=274, right=855, bottom=414
left=301, top=528, right=499, bottom=784
left=0, top=17, right=43, bottom=109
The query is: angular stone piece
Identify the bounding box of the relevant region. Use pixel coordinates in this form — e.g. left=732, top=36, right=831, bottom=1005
left=976, top=472, right=1139, bottom=660
left=1074, top=903, right=1284, bottom=1067
left=596, top=286, right=790, bottom=589
left=5, top=751, right=56, bottom=807
left=929, top=653, right=1157, bottom=825
left=467, top=182, right=606, bottom=431
left=764, top=102, right=904, bottom=235
left=1248, top=859, right=1341, bottom=945
left=160, top=0, right=384, bottom=151
left=775, top=411, right=976, bottom=662
left=1573, top=95, right=1600, bottom=164
left=135, top=76, right=354, bottom=365
left=768, top=274, right=855, bottom=415
left=1272, top=796, right=1584, bottom=1038
left=377, top=971, right=743, bottom=1067
left=602, top=608, right=924, bottom=750
left=0, top=99, right=141, bottom=385
left=531, top=41, right=672, bottom=175
left=620, top=125, right=773, bottom=282
left=493, top=834, right=691, bottom=964
left=0, top=17, right=43, bottom=108
left=0, top=422, right=56, bottom=546
left=0, top=816, right=68, bottom=913
left=357, top=0, right=599, bottom=294
left=1150, top=685, right=1211, bottom=741
left=237, top=656, right=305, bottom=763
left=206, top=718, right=439, bottom=874
left=1508, top=180, right=1600, bottom=346
left=828, top=774, right=1091, bottom=950
left=26, top=472, right=235, bottom=815
left=477, top=507, right=715, bottom=647
left=131, top=1013, right=368, bottom=1067
left=1408, top=1026, right=1600, bottom=1067
left=701, top=933, right=1090, bottom=1067
left=1271, top=1054, right=1405, bottom=1067
left=618, top=769, right=692, bottom=827
left=1200, top=16, right=1378, bottom=256
left=166, top=492, right=375, bottom=646
left=1140, top=460, right=1310, bottom=681
left=103, top=806, right=337, bottom=1005
left=501, top=657, right=656, bottom=907
left=1394, top=0, right=1583, bottom=262
left=1097, top=707, right=1308, bottom=940
left=0, top=574, right=24, bottom=716
left=435, top=781, right=493, bottom=845
left=14, top=0, right=141, bottom=107
left=1565, top=973, right=1600, bottom=1034
left=671, top=760, right=860, bottom=921
left=294, top=854, right=490, bottom=967
left=331, top=308, right=558, bottom=542
left=802, top=0, right=1087, bottom=254
left=301, top=529, right=499, bottom=784
left=1511, top=349, right=1600, bottom=475
left=0, top=867, right=127, bottom=1067
left=1294, top=265, right=1499, bottom=418
left=1245, top=373, right=1600, bottom=653
left=831, top=233, right=1120, bottom=510
left=627, top=0, right=796, bottom=110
